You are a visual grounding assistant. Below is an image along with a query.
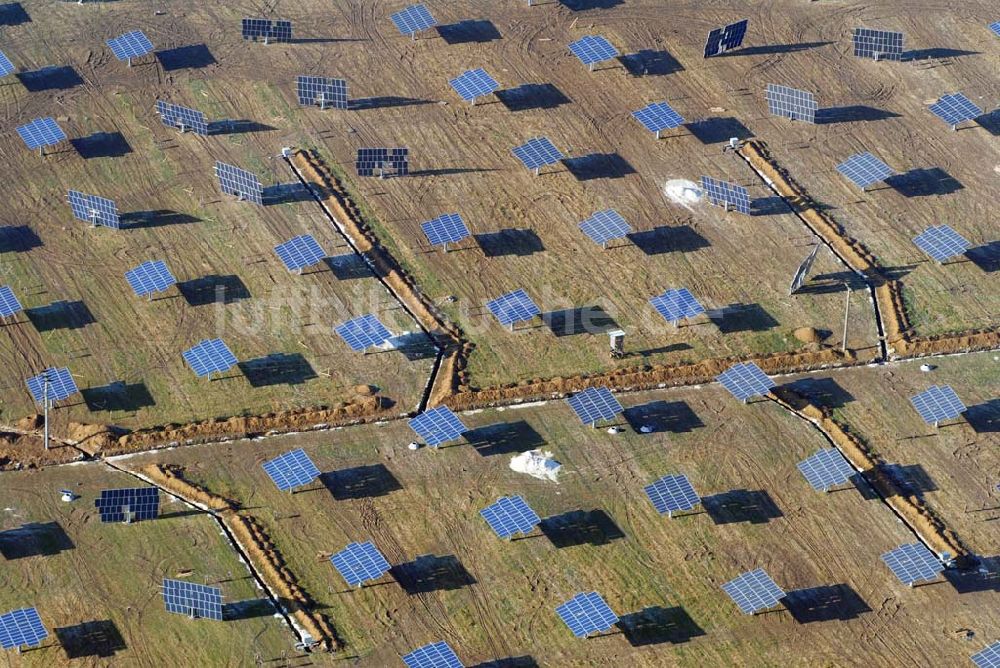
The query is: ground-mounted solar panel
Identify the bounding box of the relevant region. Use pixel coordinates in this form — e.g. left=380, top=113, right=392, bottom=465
left=409, top=405, right=467, bottom=447
left=568, top=35, right=619, bottom=70
left=125, top=260, right=176, bottom=299
left=274, top=234, right=326, bottom=272
left=271, top=20, right=292, bottom=42
left=391, top=4, right=437, bottom=38
left=928, top=92, right=983, bottom=129
left=912, top=225, right=971, bottom=263
left=721, top=569, right=785, bottom=614
left=765, top=84, right=818, bottom=123
left=555, top=592, right=618, bottom=638
left=486, top=289, right=540, bottom=328
left=700, top=176, right=751, bottom=214
left=107, top=30, right=154, bottom=63
left=579, top=209, right=631, bottom=247
left=335, top=314, right=392, bottom=351
left=156, top=100, right=209, bottom=135
left=0, top=50, right=14, bottom=78
left=0, top=285, right=22, bottom=319
left=511, top=137, right=563, bottom=174
left=649, top=288, right=705, bottom=325
left=480, top=495, right=540, bottom=539
left=16, top=117, right=66, bottom=152
left=991, top=22, right=1000, bottom=38
left=296, top=76, right=348, bottom=109
left=835, top=152, right=894, bottom=190
left=0, top=607, right=47, bottom=649
left=910, top=385, right=966, bottom=425
left=880, top=543, right=944, bottom=586
left=242, top=18, right=292, bottom=43
left=94, top=487, right=160, bottom=523
left=449, top=68, right=499, bottom=104
left=704, top=19, right=749, bottom=57
left=355, top=148, right=409, bottom=177
left=789, top=244, right=820, bottom=295
left=716, top=362, right=775, bottom=403
left=402, top=641, right=463, bottom=668
left=644, top=474, right=700, bottom=517
left=67, top=190, right=120, bottom=229
left=566, top=386, right=623, bottom=426
left=182, top=338, right=237, bottom=377
left=262, top=448, right=321, bottom=491
left=330, top=541, right=391, bottom=587
left=25, top=367, right=78, bottom=404
left=853, top=28, right=904, bottom=61
left=632, top=102, right=685, bottom=138
left=215, top=161, right=263, bottom=204
left=162, top=579, right=223, bottom=620
left=797, top=448, right=856, bottom=492
left=972, top=641, right=1000, bottom=668
left=422, top=213, right=470, bottom=249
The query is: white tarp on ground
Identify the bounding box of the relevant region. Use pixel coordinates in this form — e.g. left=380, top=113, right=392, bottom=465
left=510, top=450, right=562, bottom=483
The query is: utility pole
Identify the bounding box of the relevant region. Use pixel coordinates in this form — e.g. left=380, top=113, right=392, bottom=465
left=842, top=282, right=851, bottom=354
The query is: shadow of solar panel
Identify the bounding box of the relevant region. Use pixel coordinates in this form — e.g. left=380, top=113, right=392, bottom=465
left=579, top=209, right=631, bottom=246
left=94, top=487, right=159, bottom=523
left=449, top=67, right=499, bottom=102
left=262, top=448, right=320, bottom=491
left=835, top=152, right=894, bottom=189
left=403, top=641, right=462, bottom=668
left=182, top=338, right=237, bottom=377
left=422, top=213, right=470, bottom=247
left=16, top=117, right=66, bottom=150
left=486, top=289, right=540, bottom=326
left=125, top=260, right=176, bottom=298
left=700, top=176, right=750, bottom=214
left=296, top=76, right=348, bottom=109
left=765, top=84, right=817, bottom=123
left=25, top=367, right=77, bottom=403
left=215, top=161, right=263, bottom=204
left=632, top=102, right=685, bottom=134
left=910, top=385, right=966, bottom=425
left=912, top=225, right=970, bottom=262
left=556, top=592, right=618, bottom=638
left=928, top=92, right=983, bottom=127
left=162, top=579, right=223, bottom=620
left=568, top=35, right=619, bottom=66
left=0, top=50, right=14, bottom=78
left=852, top=28, right=904, bottom=60
left=0, top=607, right=47, bottom=649
left=566, top=386, right=623, bottom=425
left=644, top=474, right=700, bottom=515
left=355, top=147, right=409, bottom=177
left=880, top=543, right=943, bottom=585
left=797, top=448, right=855, bottom=491
left=511, top=137, right=563, bottom=171
left=391, top=4, right=437, bottom=36
left=330, top=541, right=391, bottom=587
left=156, top=100, right=208, bottom=135
left=704, top=19, right=748, bottom=57
left=480, top=495, right=540, bottom=539
left=274, top=234, right=326, bottom=272
left=650, top=288, right=704, bottom=324
left=0, top=285, right=22, bottom=318
left=335, top=313, right=391, bottom=351
left=106, top=31, right=153, bottom=61
left=716, top=362, right=774, bottom=402
left=722, top=569, right=785, bottom=614
left=67, top=190, right=120, bottom=229
left=409, top=405, right=467, bottom=447
left=972, top=641, right=1000, bottom=668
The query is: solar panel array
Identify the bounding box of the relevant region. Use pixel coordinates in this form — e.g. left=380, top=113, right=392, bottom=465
left=409, top=405, right=467, bottom=447
left=335, top=314, right=392, bottom=351
left=705, top=19, right=749, bottom=57
left=765, top=84, right=818, bottom=123
left=274, top=234, right=326, bottom=272
left=511, top=137, right=563, bottom=172
left=480, top=495, right=540, bottom=539
left=163, top=579, right=223, bottom=620
left=68, top=190, right=120, bottom=229
left=852, top=28, right=904, bottom=60
left=880, top=543, right=944, bottom=586
left=242, top=18, right=292, bottom=42
left=566, top=386, right=623, bottom=425
left=928, top=92, right=983, bottom=127
left=0, top=607, right=47, bottom=649
left=356, top=148, right=409, bottom=177
left=649, top=288, right=705, bottom=325
left=94, top=487, right=160, bottom=522
left=579, top=209, right=631, bottom=246
left=486, top=289, right=540, bottom=327
left=912, top=225, right=971, bottom=262
left=106, top=30, right=154, bottom=61
left=0, top=50, right=14, bottom=78
left=182, top=338, right=237, bottom=377
left=632, top=101, right=685, bottom=135
left=835, top=152, right=894, bottom=189
left=721, top=569, right=786, bottom=614
left=391, top=4, right=437, bottom=37
left=422, top=213, right=471, bottom=247
left=449, top=68, right=499, bottom=102
left=296, top=76, right=348, bottom=109
left=215, top=161, right=263, bottom=204
left=972, top=641, right=1000, bottom=668
left=330, top=541, right=391, bottom=587
left=156, top=100, right=209, bottom=135
left=0, top=285, right=22, bottom=318
left=644, top=474, right=700, bottom=515
left=402, top=641, right=463, bottom=668
left=700, top=176, right=751, bottom=214
left=555, top=592, right=619, bottom=638
left=910, top=385, right=966, bottom=425
left=991, top=21, right=1000, bottom=38
left=25, top=367, right=78, bottom=404
left=716, top=362, right=775, bottom=402
left=796, top=448, right=856, bottom=492
left=262, top=448, right=321, bottom=491
left=125, top=260, right=176, bottom=298
left=16, top=117, right=66, bottom=151
left=568, top=35, right=619, bottom=67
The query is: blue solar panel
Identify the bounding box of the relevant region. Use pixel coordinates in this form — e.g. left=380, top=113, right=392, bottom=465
left=16, top=117, right=66, bottom=151
left=721, top=569, right=785, bottom=614
left=555, top=592, right=618, bottom=638
left=242, top=18, right=293, bottom=43
left=511, top=137, right=563, bottom=172
left=480, top=495, right=540, bottom=539
left=391, top=4, right=437, bottom=36
left=296, top=76, right=348, bottom=109
left=928, top=93, right=983, bottom=127
left=797, top=448, right=856, bottom=492
left=701, top=176, right=751, bottom=214
left=182, top=338, right=237, bottom=377
left=163, top=579, right=223, bottom=620
left=568, top=35, right=619, bottom=67
left=836, top=152, right=894, bottom=189
left=274, top=235, right=326, bottom=272
left=107, top=31, right=154, bottom=61
left=632, top=102, right=685, bottom=135
left=330, top=541, right=391, bottom=587
left=25, top=367, right=77, bottom=404
left=649, top=288, right=705, bottom=325
left=716, top=362, right=775, bottom=402
left=409, top=405, right=467, bottom=447
left=0, top=285, right=22, bottom=318
left=853, top=28, right=904, bottom=60
left=0, top=50, right=14, bottom=78
left=566, top=386, right=622, bottom=425
left=449, top=68, right=499, bottom=102
left=910, top=385, right=966, bottom=425
left=67, top=190, right=120, bottom=229
left=644, top=474, right=700, bottom=515
left=125, top=260, right=176, bottom=298
left=486, top=289, right=540, bottom=327
left=705, top=19, right=749, bottom=57
left=422, top=213, right=471, bottom=247
left=262, top=448, right=321, bottom=491
left=403, top=641, right=463, bottom=668
left=0, top=607, right=47, bottom=649
left=972, top=641, right=1000, bottom=668
left=913, top=225, right=970, bottom=262
left=215, top=161, right=263, bottom=205
left=765, top=84, right=818, bottom=123
left=94, top=487, right=160, bottom=523
left=156, top=100, right=209, bottom=135
left=991, top=22, right=1000, bottom=38
left=335, top=314, right=391, bottom=351
left=579, top=209, right=631, bottom=246
left=880, top=543, right=943, bottom=586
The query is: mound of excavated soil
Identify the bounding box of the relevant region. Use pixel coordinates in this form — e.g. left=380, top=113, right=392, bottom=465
left=793, top=327, right=823, bottom=344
